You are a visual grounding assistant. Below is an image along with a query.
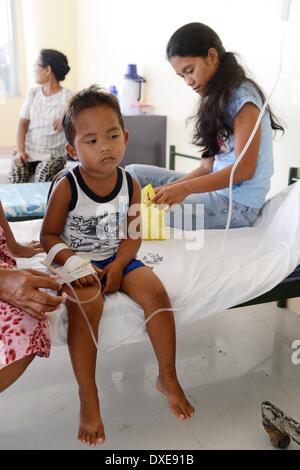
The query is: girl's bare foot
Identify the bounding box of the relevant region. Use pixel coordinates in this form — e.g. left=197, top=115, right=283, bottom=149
left=78, top=389, right=105, bottom=446
left=156, top=376, right=195, bottom=420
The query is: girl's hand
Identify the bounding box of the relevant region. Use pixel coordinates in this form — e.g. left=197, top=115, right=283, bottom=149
left=72, top=266, right=103, bottom=289
left=153, top=181, right=177, bottom=193
left=152, top=182, right=189, bottom=206
left=10, top=240, right=44, bottom=258
left=100, top=261, right=123, bottom=294
left=0, top=269, right=64, bottom=320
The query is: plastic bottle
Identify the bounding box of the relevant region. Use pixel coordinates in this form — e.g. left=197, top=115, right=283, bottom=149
left=121, top=64, right=145, bottom=115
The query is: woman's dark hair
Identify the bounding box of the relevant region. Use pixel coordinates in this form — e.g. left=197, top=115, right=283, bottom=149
left=62, top=85, right=125, bottom=146
left=40, top=49, right=70, bottom=82
left=167, top=23, right=284, bottom=157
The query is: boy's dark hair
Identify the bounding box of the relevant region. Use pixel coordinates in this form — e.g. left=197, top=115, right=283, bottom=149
left=167, top=22, right=284, bottom=158
left=40, top=49, right=70, bottom=82
left=62, top=85, right=125, bottom=146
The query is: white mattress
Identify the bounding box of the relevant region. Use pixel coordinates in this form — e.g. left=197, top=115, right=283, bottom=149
left=10, top=181, right=300, bottom=350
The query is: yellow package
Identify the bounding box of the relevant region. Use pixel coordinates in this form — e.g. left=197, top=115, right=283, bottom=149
left=141, top=184, right=166, bottom=240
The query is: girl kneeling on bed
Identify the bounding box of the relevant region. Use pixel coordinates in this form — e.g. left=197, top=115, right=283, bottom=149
left=40, top=86, right=194, bottom=447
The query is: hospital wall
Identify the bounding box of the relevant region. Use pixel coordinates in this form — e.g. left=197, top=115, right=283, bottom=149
left=75, top=0, right=300, bottom=197
left=1, top=0, right=299, bottom=199
left=0, top=0, right=77, bottom=146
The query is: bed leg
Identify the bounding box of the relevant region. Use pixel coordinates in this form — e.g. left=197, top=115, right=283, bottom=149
left=277, top=299, right=287, bottom=308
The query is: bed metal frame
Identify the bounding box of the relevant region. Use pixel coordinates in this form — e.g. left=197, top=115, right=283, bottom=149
left=169, top=145, right=300, bottom=309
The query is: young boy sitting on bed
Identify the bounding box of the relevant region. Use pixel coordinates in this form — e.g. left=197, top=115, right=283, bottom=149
left=40, top=85, right=194, bottom=447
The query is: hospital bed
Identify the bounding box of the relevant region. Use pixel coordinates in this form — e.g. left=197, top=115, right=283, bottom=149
left=170, top=146, right=300, bottom=310
left=9, top=161, right=300, bottom=349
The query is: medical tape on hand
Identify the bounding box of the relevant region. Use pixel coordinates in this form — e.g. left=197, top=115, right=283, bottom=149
left=42, top=243, right=70, bottom=269
left=56, top=255, right=97, bottom=284
left=42, top=243, right=96, bottom=283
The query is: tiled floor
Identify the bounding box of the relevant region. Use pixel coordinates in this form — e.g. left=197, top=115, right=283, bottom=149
left=1, top=302, right=300, bottom=450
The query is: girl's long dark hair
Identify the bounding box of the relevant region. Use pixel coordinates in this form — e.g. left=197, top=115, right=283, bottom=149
left=167, top=23, right=284, bottom=158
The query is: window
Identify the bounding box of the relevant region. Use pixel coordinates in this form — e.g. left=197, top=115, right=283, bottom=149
left=0, top=0, right=18, bottom=98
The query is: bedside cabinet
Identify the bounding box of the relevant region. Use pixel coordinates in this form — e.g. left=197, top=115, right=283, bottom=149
left=122, top=115, right=167, bottom=168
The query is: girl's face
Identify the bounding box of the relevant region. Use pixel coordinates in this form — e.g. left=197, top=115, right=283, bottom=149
left=67, top=105, right=128, bottom=176
left=170, top=49, right=220, bottom=96
left=33, top=56, right=51, bottom=85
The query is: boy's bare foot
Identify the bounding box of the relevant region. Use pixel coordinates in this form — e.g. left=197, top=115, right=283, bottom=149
left=156, top=376, right=195, bottom=420
left=78, top=389, right=105, bottom=447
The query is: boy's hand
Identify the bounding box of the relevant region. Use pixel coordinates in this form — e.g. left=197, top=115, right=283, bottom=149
left=100, top=261, right=124, bottom=294
left=72, top=266, right=103, bottom=289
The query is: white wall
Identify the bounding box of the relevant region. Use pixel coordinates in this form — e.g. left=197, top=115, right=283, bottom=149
left=0, top=0, right=26, bottom=145
left=74, top=0, right=300, bottom=196
left=22, top=0, right=77, bottom=92
left=0, top=0, right=77, bottom=146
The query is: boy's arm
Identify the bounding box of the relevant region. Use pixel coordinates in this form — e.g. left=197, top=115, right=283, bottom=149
left=114, top=177, right=142, bottom=269
left=40, top=178, right=75, bottom=266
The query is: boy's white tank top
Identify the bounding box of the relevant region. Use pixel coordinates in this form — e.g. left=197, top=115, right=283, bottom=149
left=62, top=166, right=133, bottom=261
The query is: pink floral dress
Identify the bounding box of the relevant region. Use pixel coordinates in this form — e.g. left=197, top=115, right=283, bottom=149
left=0, top=227, right=50, bottom=369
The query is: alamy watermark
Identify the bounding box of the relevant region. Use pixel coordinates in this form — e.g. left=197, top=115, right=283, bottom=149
left=93, top=199, right=205, bottom=251
left=291, top=340, right=300, bottom=365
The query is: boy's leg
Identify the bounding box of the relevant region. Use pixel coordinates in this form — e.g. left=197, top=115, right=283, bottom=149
left=64, top=284, right=105, bottom=446
left=121, top=267, right=194, bottom=420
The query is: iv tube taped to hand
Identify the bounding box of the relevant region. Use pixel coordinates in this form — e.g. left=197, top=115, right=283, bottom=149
left=42, top=246, right=180, bottom=353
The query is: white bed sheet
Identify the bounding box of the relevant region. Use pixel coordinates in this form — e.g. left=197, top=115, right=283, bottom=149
left=10, top=181, right=300, bottom=349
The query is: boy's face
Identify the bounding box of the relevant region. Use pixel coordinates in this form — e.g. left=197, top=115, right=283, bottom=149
left=67, top=105, right=128, bottom=174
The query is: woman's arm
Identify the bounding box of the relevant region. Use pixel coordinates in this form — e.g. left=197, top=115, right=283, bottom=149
left=17, top=118, right=30, bottom=164
left=0, top=201, right=18, bottom=251
left=153, top=103, right=261, bottom=205
left=40, top=178, right=75, bottom=266
left=0, top=201, right=42, bottom=258
left=0, top=268, right=64, bottom=320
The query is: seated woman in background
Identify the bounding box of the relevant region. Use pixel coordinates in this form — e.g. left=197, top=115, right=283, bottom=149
left=9, top=49, right=72, bottom=183
left=0, top=201, right=64, bottom=391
